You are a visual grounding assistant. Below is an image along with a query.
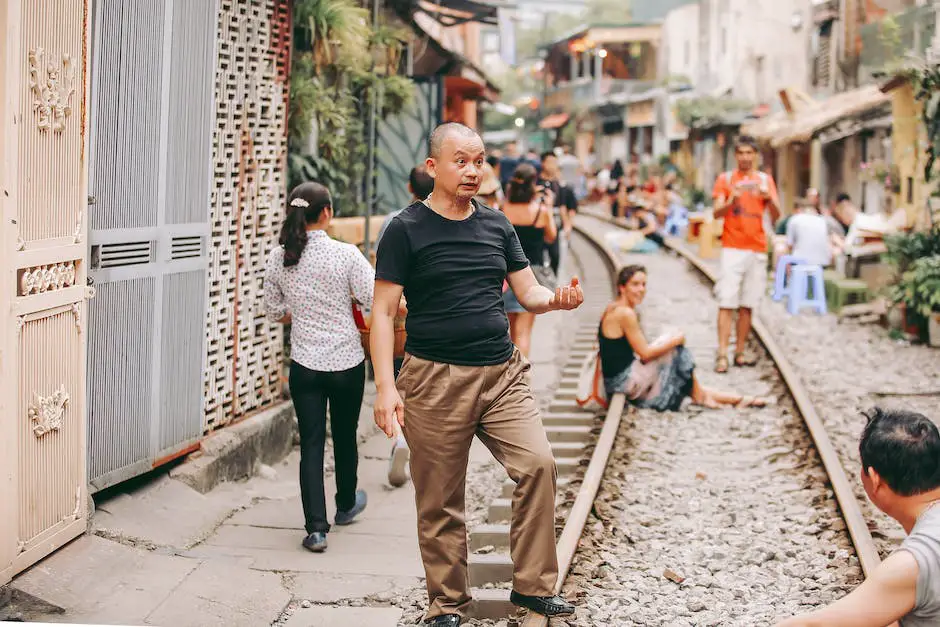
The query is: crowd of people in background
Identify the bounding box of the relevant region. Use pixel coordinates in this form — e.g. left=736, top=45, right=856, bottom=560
left=263, top=125, right=939, bottom=627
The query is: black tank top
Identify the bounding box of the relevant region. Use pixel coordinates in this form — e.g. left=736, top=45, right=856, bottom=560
left=511, top=207, right=546, bottom=265
left=598, top=321, right=635, bottom=378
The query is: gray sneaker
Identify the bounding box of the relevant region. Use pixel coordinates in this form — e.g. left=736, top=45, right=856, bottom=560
left=388, top=436, right=410, bottom=487
left=334, top=489, right=367, bottom=526
left=302, top=532, right=327, bottom=553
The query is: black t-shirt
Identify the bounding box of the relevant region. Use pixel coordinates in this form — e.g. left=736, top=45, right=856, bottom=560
left=375, top=201, right=530, bottom=366
left=538, top=178, right=579, bottom=217
left=557, top=183, right=578, bottom=212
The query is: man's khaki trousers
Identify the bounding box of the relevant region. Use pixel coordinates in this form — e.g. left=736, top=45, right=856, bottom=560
left=398, top=349, right=559, bottom=620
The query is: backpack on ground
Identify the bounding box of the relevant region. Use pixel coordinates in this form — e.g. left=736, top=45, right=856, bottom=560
left=575, top=351, right=608, bottom=411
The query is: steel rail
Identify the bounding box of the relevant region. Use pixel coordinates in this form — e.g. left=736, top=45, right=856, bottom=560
left=579, top=210, right=881, bottom=578
left=519, top=225, right=628, bottom=627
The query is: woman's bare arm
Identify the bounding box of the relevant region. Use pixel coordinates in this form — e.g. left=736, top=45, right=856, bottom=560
left=619, top=308, right=683, bottom=362
left=541, top=205, right=558, bottom=244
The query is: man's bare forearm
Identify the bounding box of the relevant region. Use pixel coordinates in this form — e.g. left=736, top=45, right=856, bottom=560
left=520, top=285, right=555, bottom=314
left=713, top=199, right=734, bottom=218
left=370, top=312, right=397, bottom=391
left=768, top=199, right=781, bottom=224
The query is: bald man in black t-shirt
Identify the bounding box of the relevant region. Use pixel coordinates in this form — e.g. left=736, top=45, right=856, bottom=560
left=370, top=123, right=581, bottom=626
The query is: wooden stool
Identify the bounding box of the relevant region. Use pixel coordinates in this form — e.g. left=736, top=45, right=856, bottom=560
left=698, top=217, right=721, bottom=260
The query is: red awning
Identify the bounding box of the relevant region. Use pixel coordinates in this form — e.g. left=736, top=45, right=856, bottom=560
left=539, top=113, right=570, bottom=130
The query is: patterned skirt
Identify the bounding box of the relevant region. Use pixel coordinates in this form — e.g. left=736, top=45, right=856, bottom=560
left=603, top=345, right=695, bottom=412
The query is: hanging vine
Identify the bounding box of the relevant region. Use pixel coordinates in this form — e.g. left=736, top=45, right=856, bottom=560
left=288, top=0, right=414, bottom=215
left=913, top=63, right=940, bottom=188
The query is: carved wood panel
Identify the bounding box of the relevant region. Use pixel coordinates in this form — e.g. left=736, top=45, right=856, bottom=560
left=1, top=0, right=90, bottom=585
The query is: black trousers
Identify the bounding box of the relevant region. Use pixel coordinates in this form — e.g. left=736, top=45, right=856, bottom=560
left=547, top=215, right=563, bottom=276
left=289, top=360, right=365, bottom=534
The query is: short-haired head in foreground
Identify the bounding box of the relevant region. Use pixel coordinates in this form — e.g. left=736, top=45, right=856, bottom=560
left=429, top=123, right=481, bottom=159
left=860, top=407, right=940, bottom=499
left=426, top=123, right=485, bottom=202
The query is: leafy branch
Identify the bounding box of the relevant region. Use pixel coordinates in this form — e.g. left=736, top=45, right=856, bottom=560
left=288, top=0, right=415, bottom=215
left=675, top=96, right=752, bottom=129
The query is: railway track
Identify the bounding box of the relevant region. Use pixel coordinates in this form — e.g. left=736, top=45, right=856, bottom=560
left=463, top=213, right=881, bottom=626
left=463, top=230, right=625, bottom=621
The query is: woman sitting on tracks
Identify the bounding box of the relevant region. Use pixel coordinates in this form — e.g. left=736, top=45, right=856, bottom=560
left=599, top=264, right=768, bottom=411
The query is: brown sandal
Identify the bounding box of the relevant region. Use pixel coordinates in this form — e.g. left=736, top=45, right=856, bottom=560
left=715, top=354, right=729, bottom=374
left=734, top=353, right=758, bottom=367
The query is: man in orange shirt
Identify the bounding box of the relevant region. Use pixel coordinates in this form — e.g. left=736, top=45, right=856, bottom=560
left=711, top=136, right=780, bottom=373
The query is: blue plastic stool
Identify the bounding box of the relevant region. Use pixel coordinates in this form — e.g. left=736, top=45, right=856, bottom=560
left=786, top=265, right=828, bottom=315
left=665, top=206, right=689, bottom=236
left=772, top=255, right=807, bottom=302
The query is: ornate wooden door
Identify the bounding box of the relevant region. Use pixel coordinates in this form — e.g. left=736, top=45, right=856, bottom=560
left=0, top=0, right=91, bottom=585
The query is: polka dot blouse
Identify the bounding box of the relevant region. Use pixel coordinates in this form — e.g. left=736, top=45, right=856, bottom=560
left=264, top=230, right=375, bottom=372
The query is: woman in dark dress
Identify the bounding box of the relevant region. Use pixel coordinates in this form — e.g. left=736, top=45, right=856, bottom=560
left=502, top=163, right=557, bottom=357
left=599, top=265, right=767, bottom=411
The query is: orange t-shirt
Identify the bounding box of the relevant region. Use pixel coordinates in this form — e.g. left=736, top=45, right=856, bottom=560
left=711, top=169, right=778, bottom=252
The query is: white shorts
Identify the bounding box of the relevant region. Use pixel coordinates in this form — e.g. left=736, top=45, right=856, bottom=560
left=715, top=248, right=768, bottom=310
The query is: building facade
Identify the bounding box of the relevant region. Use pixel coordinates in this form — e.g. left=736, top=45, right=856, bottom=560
left=1, top=0, right=292, bottom=585
left=661, top=2, right=701, bottom=82
left=696, top=0, right=813, bottom=104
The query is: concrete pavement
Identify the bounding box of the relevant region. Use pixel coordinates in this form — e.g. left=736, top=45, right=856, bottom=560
left=4, top=265, right=579, bottom=626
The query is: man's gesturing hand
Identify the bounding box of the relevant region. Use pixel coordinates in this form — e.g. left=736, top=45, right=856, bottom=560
left=549, top=277, right=584, bottom=311
left=374, top=385, right=404, bottom=439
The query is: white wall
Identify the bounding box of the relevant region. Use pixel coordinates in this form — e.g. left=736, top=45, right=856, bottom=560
left=698, top=0, right=812, bottom=103
left=662, top=3, right=700, bottom=82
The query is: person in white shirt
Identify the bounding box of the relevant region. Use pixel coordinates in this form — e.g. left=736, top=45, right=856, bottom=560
left=786, top=200, right=834, bottom=267
left=264, top=182, right=375, bottom=553
left=558, top=145, right=581, bottom=189
left=375, top=165, right=435, bottom=489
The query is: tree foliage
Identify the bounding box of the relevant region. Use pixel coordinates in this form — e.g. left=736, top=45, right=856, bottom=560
left=289, top=0, right=414, bottom=215
left=583, top=0, right=632, bottom=23
left=675, top=96, right=752, bottom=129
left=914, top=63, right=940, bottom=191
left=514, top=0, right=632, bottom=61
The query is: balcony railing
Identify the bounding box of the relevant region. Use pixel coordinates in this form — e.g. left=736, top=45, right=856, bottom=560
left=545, top=78, right=657, bottom=110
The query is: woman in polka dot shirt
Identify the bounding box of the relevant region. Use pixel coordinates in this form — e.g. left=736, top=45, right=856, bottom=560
left=264, top=182, right=375, bottom=553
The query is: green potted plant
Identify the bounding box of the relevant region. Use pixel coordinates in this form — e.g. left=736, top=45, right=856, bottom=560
left=893, top=255, right=940, bottom=345
left=884, top=227, right=940, bottom=336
